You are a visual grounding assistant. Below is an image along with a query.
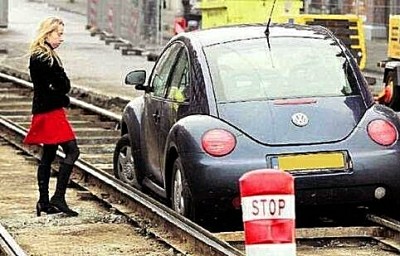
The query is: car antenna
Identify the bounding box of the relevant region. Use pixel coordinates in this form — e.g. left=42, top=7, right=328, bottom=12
left=264, top=0, right=277, bottom=49
left=264, top=0, right=277, bottom=67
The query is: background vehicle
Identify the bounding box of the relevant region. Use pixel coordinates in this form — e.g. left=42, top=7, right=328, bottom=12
left=113, top=23, right=400, bottom=230
left=172, top=0, right=303, bottom=34
left=377, top=15, right=400, bottom=110
left=197, top=0, right=302, bottom=29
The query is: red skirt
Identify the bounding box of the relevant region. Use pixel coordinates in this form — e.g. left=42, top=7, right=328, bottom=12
left=24, top=108, right=76, bottom=145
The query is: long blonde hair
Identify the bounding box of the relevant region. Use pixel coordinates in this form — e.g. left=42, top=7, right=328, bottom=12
left=29, top=16, right=64, bottom=66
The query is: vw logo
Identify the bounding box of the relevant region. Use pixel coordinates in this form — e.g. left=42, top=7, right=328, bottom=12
left=291, top=112, right=309, bottom=127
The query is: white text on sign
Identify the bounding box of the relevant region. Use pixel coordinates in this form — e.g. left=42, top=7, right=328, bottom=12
left=241, top=195, right=295, bottom=222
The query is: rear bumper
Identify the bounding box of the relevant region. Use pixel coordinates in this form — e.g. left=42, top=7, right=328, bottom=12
left=181, top=151, right=400, bottom=211
left=296, top=184, right=397, bottom=206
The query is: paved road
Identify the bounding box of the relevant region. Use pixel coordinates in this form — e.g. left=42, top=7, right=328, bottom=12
left=0, top=0, right=154, bottom=101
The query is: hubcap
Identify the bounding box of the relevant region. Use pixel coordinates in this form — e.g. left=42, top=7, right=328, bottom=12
left=173, top=168, right=185, bottom=215
left=118, top=146, right=136, bottom=184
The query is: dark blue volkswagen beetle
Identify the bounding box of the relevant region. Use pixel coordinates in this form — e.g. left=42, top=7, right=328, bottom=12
left=113, top=23, right=400, bottom=228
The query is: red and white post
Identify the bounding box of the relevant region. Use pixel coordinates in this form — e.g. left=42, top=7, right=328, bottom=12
left=239, top=169, right=296, bottom=256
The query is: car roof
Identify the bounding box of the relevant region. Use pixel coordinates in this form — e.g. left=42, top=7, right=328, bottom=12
left=179, top=23, right=331, bottom=47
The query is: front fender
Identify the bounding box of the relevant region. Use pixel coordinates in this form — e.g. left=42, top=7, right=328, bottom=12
left=121, top=96, right=144, bottom=154
left=121, top=97, right=144, bottom=136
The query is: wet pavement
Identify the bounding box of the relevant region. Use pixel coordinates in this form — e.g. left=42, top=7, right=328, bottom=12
left=0, top=0, right=390, bottom=101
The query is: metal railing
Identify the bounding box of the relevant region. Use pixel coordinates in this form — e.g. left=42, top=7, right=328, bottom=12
left=87, top=0, right=164, bottom=52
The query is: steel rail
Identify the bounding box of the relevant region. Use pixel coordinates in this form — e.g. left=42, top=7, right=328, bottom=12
left=366, top=214, right=400, bottom=252
left=367, top=214, right=400, bottom=233
left=0, top=224, right=27, bottom=256
left=0, top=72, right=122, bottom=122
left=216, top=213, right=400, bottom=254
left=0, top=119, right=244, bottom=256
left=0, top=75, right=244, bottom=256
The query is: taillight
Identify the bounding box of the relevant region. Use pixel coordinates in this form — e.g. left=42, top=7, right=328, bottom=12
left=201, top=129, right=236, bottom=157
left=367, top=119, right=398, bottom=146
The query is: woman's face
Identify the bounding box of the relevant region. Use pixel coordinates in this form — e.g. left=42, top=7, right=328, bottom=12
left=46, top=24, right=64, bottom=49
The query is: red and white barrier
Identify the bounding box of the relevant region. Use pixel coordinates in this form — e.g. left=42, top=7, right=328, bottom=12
left=240, top=169, right=296, bottom=256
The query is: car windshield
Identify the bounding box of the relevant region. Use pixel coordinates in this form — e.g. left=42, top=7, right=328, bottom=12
left=204, top=37, right=358, bottom=102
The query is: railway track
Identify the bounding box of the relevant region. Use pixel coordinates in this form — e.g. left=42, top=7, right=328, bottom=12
left=1, top=70, right=400, bottom=255
left=0, top=72, right=243, bottom=256
left=0, top=223, right=27, bottom=256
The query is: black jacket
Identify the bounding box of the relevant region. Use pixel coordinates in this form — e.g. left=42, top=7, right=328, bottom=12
left=29, top=52, right=71, bottom=114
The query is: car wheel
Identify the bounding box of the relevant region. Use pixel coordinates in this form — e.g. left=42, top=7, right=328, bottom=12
left=113, top=134, right=142, bottom=189
left=171, top=157, right=193, bottom=218
left=383, top=71, right=400, bottom=111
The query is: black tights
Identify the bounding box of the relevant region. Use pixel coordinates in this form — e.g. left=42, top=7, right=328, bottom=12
left=41, top=140, right=80, bottom=166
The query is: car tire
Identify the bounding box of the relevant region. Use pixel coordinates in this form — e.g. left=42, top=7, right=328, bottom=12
left=383, top=71, right=400, bottom=111
left=113, top=134, right=142, bottom=189
left=171, top=157, right=193, bottom=219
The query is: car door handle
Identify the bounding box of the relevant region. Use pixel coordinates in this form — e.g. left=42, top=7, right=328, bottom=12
left=152, top=112, right=160, bottom=123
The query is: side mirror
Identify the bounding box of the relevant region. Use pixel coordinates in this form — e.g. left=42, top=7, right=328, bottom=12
left=135, top=84, right=147, bottom=91
left=125, top=70, right=146, bottom=86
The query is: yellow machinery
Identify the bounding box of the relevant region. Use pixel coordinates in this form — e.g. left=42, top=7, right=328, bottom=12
left=198, top=1, right=366, bottom=70
left=376, top=15, right=400, bottom=110
left=387, top=15, right=400, bottom=60
left=199, top=0, right=303, bottom=28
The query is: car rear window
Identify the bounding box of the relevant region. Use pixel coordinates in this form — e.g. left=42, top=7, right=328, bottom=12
left=204, top=36, right=359, bottom=102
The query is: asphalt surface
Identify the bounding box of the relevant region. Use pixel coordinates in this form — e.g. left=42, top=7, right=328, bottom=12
left=0, top=0, right=389, bottom=101
left=0, top=0, right=154, bottom=102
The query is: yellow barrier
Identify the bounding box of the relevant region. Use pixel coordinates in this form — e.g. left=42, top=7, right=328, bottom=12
left=388, top=15, right=400, bottom=60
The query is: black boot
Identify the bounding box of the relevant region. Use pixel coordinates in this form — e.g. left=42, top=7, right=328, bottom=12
left=49, top=163, right=78, bottom=217
left=36, top=164, right=60, bottom=216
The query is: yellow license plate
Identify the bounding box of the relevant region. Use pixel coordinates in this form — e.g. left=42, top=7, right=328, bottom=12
left=277, top=152, right=345, bottom=172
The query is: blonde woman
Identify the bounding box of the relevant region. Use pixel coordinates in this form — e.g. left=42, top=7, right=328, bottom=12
left=24, top=17, right=80, bottom=217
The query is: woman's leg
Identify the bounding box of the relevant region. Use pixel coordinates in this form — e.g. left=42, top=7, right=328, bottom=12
left=36, top=145, right=58, bottom=216
left=60, top=139, right=80, bottom=165
left=50, top=140, right=80, bottom=216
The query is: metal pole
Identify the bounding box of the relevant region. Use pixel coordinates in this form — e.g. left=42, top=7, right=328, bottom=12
left=303, top=0, right=309, bottom=14
left=355, top=0, right=359, bottom=16
left=157, top=0, right=162, bottom=46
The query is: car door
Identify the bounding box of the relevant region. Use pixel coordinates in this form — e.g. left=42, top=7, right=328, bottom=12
left=159, top=46, right=191, bottom=180
left=142, top=43, right=182, bottom=183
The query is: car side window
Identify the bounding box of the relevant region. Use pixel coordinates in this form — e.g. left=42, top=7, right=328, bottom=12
left=151, top=43, right=182, bottom=97
left=167, top=49, right=189, bottom=102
